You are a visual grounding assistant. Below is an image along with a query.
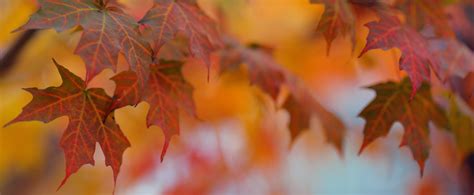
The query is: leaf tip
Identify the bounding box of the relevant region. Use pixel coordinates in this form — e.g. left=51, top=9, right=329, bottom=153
left=207, top=65, right=211, bottom=83
left=11, top=28, right=22, bottom=34
left=160, top=139, right=171, bottom=162
left=328, top=136, right=345, bottom=156
left=51, top=58, right=64, bottom=71
left=112, top=175, right=118, bottom=195
left=57, top=174, right=71, bottom=191
left=358, top=48, right=368, bottom=58
left=11, top=25, right=26, bottom=33
left=358, top=140, right=369, bottom=156
left=335, top=144, right=345, bottom=159
left=325, top=41, right=332, bottom=57
left=3, top=120, right=15, bottom=128
left=417, top=160, right=425, bottom=177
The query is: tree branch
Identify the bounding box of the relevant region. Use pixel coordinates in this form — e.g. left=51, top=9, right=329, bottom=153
left=0, top=29, right=37, bottom=76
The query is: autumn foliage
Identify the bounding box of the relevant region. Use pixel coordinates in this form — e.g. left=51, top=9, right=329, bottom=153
left=1, top=0, right=474, bottom=194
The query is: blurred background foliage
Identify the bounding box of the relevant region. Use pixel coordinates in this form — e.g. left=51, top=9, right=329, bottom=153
left=0, top=0, right=472, bottom=194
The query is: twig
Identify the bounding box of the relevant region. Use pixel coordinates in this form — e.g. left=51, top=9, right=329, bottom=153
left=0, top=29, right=37, bottom=77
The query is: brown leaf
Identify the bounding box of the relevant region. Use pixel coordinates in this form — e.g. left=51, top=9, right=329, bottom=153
left=283, top=84, right=345, bottom=151
left=358, top=78, right=448, bottom=176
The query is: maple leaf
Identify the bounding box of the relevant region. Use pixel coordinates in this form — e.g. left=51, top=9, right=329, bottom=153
left=219, top=45, right=285, bottom=100
left=283, top=84, right=345, bottom=151
left=111, top=60, right=195, bottom=161
left=359, top=14, right=439, bottom=97
left=358, top=78, right=448, bottom=176
left=311, top=0, right=356, bottom=54
left=146, top=61, right=195, bottom=161
left=110, top=70, right=141, bottom=110
left=140, top=0, right=222, bottom=69
left=5, top=60, right=130, bottom=189
left=17, top=0, right=152, bottom=85
left=220, top=41, right=345, bottom=151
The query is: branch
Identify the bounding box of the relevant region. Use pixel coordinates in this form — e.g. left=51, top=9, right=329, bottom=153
left=0, top=29, right=37, bottom=76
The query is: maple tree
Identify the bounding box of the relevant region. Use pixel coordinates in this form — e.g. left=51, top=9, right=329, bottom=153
left=1, top=0, right=474, bottom=193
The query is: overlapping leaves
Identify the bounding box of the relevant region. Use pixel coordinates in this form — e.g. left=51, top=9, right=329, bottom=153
left=5, top=60, right=130, bottom=188
left=359, top=14, right=440, bottom=97
left=111, top=60, right=195, bottom=161
left=10, top=0, right=216, bottom=190
left=312, top=0, right=474, bottom=178
left=312, top=0, right=460, bottom=97
left=220, top=41, right=346, bottom=151
left=310, top=0, right=382, bottom=54
left=140, top=0, right=223, bottom=69
left=16, top=0, right=153, bottom=85
left=7, top=0, right=474, bottom=192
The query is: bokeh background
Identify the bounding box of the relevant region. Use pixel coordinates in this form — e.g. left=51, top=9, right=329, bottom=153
left=0, top=0, right=471, bottom=194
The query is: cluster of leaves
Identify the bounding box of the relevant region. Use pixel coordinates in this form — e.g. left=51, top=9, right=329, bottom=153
left=312, top=0, right=474, bottom=174
left=5, top=0, right=346, bottom=191
left=5, top=0, right=474, bottom=192
left=219, top=39, right=346, bottom=151
left=7, top=0, right=221, bottom=190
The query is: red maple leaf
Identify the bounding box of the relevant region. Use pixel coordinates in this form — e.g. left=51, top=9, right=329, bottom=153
left=110, top=70, right=142, bottom=110
left=359, top=14, right=440, bottom=97
left=111, top=60, right=195, bottom=161
left=16, top=0, right=152, bottom=85
left=5, top=60, right=130, bottom=189
left=140, top=0, right=222, bottom=69
left=146, top=61, right=196, bottom=161
left=311, top=0, right=356, bottom=54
